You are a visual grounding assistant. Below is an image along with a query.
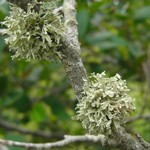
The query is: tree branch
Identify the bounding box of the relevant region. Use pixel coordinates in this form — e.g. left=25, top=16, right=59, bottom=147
left=0, top=134, right=110, bottom=149
left=136, top=133, right=150, bottom=149
left=1, top=0, right=150, bottom=150
left=114, top=127, right=148, bottom=150
left=127, top=113, right=150, bottom=123
left=0, top=144, right=9, bottom=150
left=61, top=0, right=88, bottom=100
left=0, top=120, right=63, bottom=140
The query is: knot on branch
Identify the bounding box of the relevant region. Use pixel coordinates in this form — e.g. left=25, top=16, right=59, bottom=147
left=73, top=72, right=135, bottom=135
left=2, top=0, right=64, bottom=61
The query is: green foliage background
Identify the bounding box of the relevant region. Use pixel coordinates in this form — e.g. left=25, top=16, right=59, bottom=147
left=0, top=0, right=150, bottom=149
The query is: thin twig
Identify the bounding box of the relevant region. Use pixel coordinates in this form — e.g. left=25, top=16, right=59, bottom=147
left=126, top=113, right=150, bottom=123
left=0, top=135, right=107, bottom=149
left=0, top=120, right=63, bottom=140
left=136, top=133, right=150, bottom=148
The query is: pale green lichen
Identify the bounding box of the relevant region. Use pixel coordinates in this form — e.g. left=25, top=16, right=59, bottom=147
left=2, top=0, right=64, bottom=61
left=73, top=72, right=135, bottom=135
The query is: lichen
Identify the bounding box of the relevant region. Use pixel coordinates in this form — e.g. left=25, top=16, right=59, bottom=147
left=2, top=0, right=64, bottom=61
left=73, top=72, right=135, bottom=135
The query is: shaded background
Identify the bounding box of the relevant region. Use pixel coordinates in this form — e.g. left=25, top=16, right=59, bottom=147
left=0, top=0, right=150, bottom=149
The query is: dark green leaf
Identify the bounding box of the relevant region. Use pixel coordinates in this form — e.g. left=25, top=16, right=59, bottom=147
left=44, top=96, right=70, bottom=120
left=133, top=6, right=150, bottom=21
left=30, top=102, right=47, bottom=122
left=77, top=9, right=90, bottom=38
left=0, top=0, right=9, bottom=20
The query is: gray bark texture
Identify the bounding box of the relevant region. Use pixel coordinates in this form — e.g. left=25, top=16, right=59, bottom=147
left=61, top=0, right=88, bottom=100
left=114, top=127, right=149, bottom=150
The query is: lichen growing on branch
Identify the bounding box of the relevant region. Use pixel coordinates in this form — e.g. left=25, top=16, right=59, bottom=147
left=73, top=72, right=135, bottom=135
left=3, top=0, right=64, bottom=61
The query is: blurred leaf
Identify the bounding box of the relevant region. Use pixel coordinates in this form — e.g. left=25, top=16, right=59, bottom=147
left=9, top=147, right=25, bottom=150
left=97, top=41, right=117, bottom=50
left=118, top=47, right=129, bottom=60
left=77, top=9, right=90, bottom=38
left=111, top=36, right=128, bottom=46
left=6, top=134, right=25, bottom=150
left=27, top=66, right=43, bottom=83
left=0, top=75, right=8, bottom=96
left=0, top=36, right=6, bottom=52
left=86, top=32, right=114, bottom=44
left=44, top=96, right=70, bottom=120
left=0, top=0, right=9, bottom=20
left=128, top=43, right=142, bottom=58
left=30, top=102, right=47, bottom=122
left=133, top=6, right=150, bottom=21
left=2, top=88, right=23, bottom=107
left=13, top=93, right=32, bottom=112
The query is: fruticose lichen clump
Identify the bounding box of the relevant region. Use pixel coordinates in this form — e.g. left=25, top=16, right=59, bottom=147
left=73, top=72, right=135, bottom=135
left=2, top=0, right=64, bottom=61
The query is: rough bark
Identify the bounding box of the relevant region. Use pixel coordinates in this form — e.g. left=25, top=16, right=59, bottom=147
left=114, top=127, right=147, bottom=150
left=61, top=0, right=88, bottom=100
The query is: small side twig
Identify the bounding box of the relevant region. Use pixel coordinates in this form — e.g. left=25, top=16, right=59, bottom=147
left=126, top=113, right=150, bottom=123
left=136, top=133, right=150, bottom=149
